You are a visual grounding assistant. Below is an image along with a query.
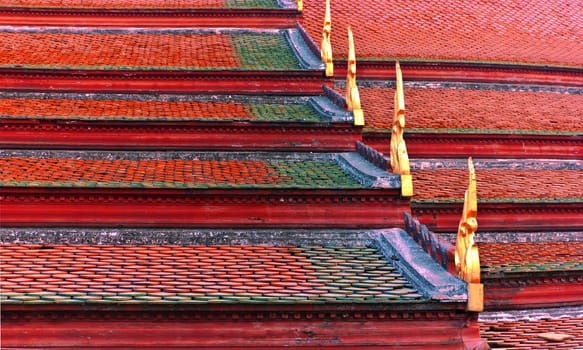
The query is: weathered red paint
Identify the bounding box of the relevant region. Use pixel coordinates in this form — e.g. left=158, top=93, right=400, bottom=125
left=484, top=279, right=583, bottom=311
left=0, top=70, right=329, bottom=94
left=0, top=188, right=410, bottom=229
left=334, top=61, right=583, bottom=86
left=364, top=132, right=582, bottom=159
left=0, top=120, right=361, bottom=152
left=0, top=8, right=300, bottom=28
left=1, top=306, right=487, bottom=349
left=412, top=202, right=583, bottom=232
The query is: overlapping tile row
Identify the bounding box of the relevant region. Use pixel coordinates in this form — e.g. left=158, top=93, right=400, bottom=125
left=0, top=28, right=300, bottom=71
left=344, top=83, right=583, bottom=134
left=0, top=0, right=281, bottom=9
left=480, top=241, right=583, bottom=275
left=480, top=317, right=583, bottom=349
left=0, top=244, right=424, bottom=304
left=302, top=0, right=582, bottom=67
left=411, top=168, right=583, bottom=202
left=0, top=93, right=324, bottom=123
left=0, top=156, right=364, bottom=189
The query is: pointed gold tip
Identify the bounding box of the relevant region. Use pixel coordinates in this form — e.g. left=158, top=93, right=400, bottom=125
left=390, top=61, right=411, bottom=197
left=345, top=25, right=364, bottom=126
left=321, top=0, right=333, bottom=77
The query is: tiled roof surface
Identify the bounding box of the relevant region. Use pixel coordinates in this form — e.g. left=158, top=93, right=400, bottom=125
left=0, top=0, right=280, bottom=9
left=0, top=244, right=424, bottom=304
left=343, top=84, right=583, bottom=134
left=481, top=317, right=583, bottom=349
left=0, top=29, right=300, bottom=71
left=411, top=168, right=583, bottom=202
left=301, top=0, right=583, bottom=67
left=480, top=242, right=583, bottom=275
left=0, top=94, right=323, bottom=123
left=0, top=156, right=364, bottom=189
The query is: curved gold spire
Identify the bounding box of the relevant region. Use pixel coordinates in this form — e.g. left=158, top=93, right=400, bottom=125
left=321, top=0, right=333, bottom=77
left=455, top=157, right=483, bottom=312
left=390, top=62, right=412, bottom=196
left=345, top=26, right=364, bottom=126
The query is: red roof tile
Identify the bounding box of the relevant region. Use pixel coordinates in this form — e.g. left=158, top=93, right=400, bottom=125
left=342, top=84, right=583, bottom=133
left=481, top=317, right=583, bottom=349
left=302, top=0, right=583, bottom=67
left=0, top=156, right=363, bottom=189
left=0, top=94, right=326, bottom=123
left=0, top=29, right=300, bottom=70
left=0, top=244, right=423, bottom=304
left=411, top=168, right=583, bottom=202
left=480, top=242, right=583, bottom=266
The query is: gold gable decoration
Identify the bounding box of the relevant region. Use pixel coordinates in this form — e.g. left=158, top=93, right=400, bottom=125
left=321, top=0, right=333, bottom=77
left=389, top=62, right=412, bottom=197
left=345, top=26, right=364, bottom=126
left=296, top=0, right=303, bottom=11
left=455, top=157, right=484, bottom=312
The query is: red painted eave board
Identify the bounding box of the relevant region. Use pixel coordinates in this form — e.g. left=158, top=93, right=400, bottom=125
left=0, top=8, right=300, bottom=28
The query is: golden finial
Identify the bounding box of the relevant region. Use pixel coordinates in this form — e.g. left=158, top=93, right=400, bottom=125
left=455, top=157, right=483, bottom=312
left=345, top=26, right=364, bottom=126
left=296, top=0, right=303, bottom=11
left=321, top=0, right=333, bottom=77
left=390, top=62, right=412, bottom=196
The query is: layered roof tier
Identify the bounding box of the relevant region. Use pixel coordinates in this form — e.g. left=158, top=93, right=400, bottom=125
left=302, top=0, right=582, bottom=67
left=346, top=81, right=582, bottom=158
left=409, top=158, right=583, bottom=232
left=0, top=26, right=325, bottom=93
left=0, top=150, right=408, bottom=228
left=0, top=91, right=358, bottom=151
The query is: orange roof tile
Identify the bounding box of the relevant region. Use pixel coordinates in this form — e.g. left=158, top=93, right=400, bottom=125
left=0, top=28, right=300, bottom=71
left=340, top=83, right=583, bottom=133
left=0, top=93, right=324, bottom=123
left=480, top=241, right=583, bottom=274
left=301, top=0, right=583, bottom=67
left=0, top=156, right=363, bottom=189
left=0, top=244, right=423, bottom=304
left=411, top=168, right=583, bottom=202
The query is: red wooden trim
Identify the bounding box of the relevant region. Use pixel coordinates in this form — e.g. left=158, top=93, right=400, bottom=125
left=484, top=278, right=583, bottom=311
left=0, top=8, right=300, bottom=28
left=1, top=308, right=486, bottom=349
left=412, top=202, right=583, bottom=232
left=0, top=188, right=409, bottom=228
left=0, top=70, right=328, bottom=94
left=364, top=132, right=582, bottom=159
left=0, top=120, right=361, bottom=152
left=334, top=61, right=583, bottom=87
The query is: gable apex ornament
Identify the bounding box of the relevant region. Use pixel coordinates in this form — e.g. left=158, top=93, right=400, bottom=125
left=455, top=157, right=484, bottom=312
left=389, top=62, right=412, bottom=196
left=296, top=0, right=303, bottom=11
left=345, top=26, right=364, bottom=126
left=321, top=0, right=333, bottom=77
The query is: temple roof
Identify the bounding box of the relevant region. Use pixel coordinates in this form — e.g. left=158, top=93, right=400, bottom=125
left=410, top=159, right=583, bottom=203
left=0, top=243, right=427, bottom=305
left=301, top=0, right=583, bottom=68
left=0, top=27, right=306, bottom=71
left=0, top=151, right=399, bottom=190
left=0, top=92, right=348, bottom=124
left=480, top=241, right=583, bottom=275
left=338, top=81, right=583, bottom=134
